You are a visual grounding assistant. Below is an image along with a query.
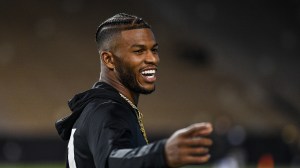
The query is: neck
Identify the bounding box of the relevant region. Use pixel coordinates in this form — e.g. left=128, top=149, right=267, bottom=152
left=99, top=75, right=139, bottom=106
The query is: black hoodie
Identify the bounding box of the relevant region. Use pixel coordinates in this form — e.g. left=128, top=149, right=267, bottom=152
left=55, top=82, right=168, bottom=168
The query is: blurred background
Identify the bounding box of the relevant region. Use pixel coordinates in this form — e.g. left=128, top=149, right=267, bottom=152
left=0, top=0, right=299, bottom=167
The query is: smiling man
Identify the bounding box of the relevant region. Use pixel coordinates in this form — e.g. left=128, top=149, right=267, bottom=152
left=55, top=13, right=213, bottom=168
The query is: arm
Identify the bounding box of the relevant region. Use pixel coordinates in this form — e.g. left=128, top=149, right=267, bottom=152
left=88, top=118, right=168, bottom=168
left=107, top=123, right=213, bottom=168
left=87, top=102, right=213, bottom=168
left=108, top=140, right=167, bottom=168
left=86, top=102, right=167, bottom=168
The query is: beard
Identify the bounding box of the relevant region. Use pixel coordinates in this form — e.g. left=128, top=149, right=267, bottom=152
left=115, top=60, right=155, bottom=95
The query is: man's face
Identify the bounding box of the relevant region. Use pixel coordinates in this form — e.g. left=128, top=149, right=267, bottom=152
left=112, top=28, right=159, bottom=94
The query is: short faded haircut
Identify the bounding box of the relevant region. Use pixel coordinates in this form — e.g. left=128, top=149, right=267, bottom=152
left=95, top=13, right=151, bottom=51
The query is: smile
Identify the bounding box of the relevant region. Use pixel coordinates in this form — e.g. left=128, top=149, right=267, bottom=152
left=141, top=69, right=156, bottom=77
left=140, top=69, right=157, bottom=82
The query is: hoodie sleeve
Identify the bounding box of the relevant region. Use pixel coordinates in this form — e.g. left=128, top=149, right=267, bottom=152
left=108, top=140, right=168, bottom=168
left=85, top=101, right=169, bottom=168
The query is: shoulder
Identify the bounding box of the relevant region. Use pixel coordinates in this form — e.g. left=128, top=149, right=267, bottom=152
left=84, top=99, right=135, bottom=127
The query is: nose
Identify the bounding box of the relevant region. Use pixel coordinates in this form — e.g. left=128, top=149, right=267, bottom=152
left=145, top=50, right=159, bottom=65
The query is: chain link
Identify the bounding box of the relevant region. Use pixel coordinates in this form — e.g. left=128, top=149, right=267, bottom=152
left=119, top=93, right=149, bottom=144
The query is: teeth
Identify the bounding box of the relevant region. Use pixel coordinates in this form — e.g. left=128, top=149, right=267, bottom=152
left=142, top=70, right=156, bottom=75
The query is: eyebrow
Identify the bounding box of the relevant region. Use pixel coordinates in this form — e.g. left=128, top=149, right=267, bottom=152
left=130, top=43, right=159, bottom=49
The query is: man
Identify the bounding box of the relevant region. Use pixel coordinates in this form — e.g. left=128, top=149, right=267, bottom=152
left=55, top=13, right=213, bottom=168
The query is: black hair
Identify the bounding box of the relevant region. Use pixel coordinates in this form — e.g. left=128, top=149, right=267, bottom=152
left=95, top=13, right=151, bottom=51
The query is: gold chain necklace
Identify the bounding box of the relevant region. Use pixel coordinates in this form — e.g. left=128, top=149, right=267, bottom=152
left=119, top=93, right=149, bottom=144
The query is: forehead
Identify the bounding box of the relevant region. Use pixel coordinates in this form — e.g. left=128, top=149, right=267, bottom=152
left=118, top=28, right=156, bottom=47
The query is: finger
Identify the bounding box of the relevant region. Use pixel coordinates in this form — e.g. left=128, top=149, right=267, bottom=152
left=193, top=123, right=213, bottom=137
left=180, top=123, right=212, bottom=138
left=182, top=154, right=211, bottom=165
left=180, top=147, right=209, bottom=156
left=182, top=137, right=213, bottom=147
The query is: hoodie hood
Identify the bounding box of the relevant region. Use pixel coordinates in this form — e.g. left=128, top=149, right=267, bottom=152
left=55, top=82, right=125, bottom=141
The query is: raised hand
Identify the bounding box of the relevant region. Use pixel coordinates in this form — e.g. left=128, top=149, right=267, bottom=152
left=164, top=123, right=213, bottom=168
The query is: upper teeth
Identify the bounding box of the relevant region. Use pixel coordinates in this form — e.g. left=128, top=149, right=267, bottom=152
left=142, top=70, right=155, bottom=75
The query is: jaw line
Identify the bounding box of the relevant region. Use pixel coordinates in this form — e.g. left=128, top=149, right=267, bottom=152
left=136, top=75, right=156, bottom=94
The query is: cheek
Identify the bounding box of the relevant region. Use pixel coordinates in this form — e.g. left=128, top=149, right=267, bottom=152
left=156, top=55, right=160, bottom=64
left=123, top=57, right=142, bottom=71
left=119, top=61, right=138, bottom=78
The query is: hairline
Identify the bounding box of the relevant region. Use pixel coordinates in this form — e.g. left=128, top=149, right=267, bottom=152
left=98, top=27, right=153, bottom=53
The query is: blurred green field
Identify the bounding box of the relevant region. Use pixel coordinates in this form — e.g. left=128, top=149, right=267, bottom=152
left=0, top=164, right=288, bottom=168
left=0, top=163, right=64, bottom=168
left=0, top=164, right=218, bottom=168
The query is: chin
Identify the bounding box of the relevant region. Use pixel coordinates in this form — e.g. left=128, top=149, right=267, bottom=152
left=138, top=86, right=156, bottom=95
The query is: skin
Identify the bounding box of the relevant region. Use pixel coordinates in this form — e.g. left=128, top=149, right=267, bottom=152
left=99, top=28, right=159, bottom=105
left=99, top=28, right=213, bottom=167
left=165, top=123, right=213, bottom=167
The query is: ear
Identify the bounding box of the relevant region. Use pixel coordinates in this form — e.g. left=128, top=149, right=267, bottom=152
left=100, top=51, right=115, bottom=70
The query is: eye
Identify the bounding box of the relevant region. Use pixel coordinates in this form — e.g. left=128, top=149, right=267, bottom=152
left=151, top=48, right=159, bottom=54
left=133, top=49, right=144, bottom=55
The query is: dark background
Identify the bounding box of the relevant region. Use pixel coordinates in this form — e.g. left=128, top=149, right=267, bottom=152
left=0, top=0, right=299, bottom=167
